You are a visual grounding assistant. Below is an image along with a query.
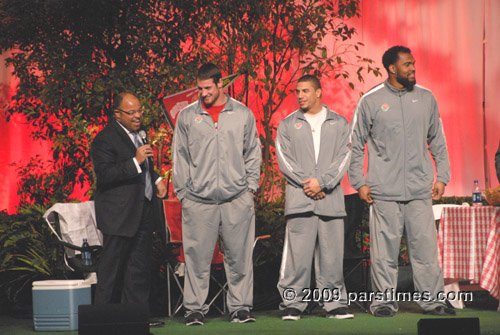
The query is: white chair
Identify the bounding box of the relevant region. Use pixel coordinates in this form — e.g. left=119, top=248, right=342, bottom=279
left=432, top=203, right=466, bottom=221
left=44, top=201, right=103, bottom=284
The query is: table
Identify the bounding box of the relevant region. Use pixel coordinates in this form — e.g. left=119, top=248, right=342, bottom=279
left=437, top=205, right=500, bottom=310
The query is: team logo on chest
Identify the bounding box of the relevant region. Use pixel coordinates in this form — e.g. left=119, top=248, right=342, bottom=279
left=194, top=115, right=203, bottom=123
left=294, top=122, right=302, bottom=129
left=381, top=103, right=390, bottom=112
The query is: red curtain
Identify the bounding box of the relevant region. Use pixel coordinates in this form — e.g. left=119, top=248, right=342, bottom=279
left=350, top=0, right=500, bottom=197
left=0, top=52, right=53, bottom=213
left=1, top=0, right=499, bottom=213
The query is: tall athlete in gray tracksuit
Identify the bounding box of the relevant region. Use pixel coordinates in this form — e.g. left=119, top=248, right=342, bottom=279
left=276, top=75, right=353, bottom=320
left=349, top=46, right=455, bottom=317
left=172, top=63, right=261, bottom=325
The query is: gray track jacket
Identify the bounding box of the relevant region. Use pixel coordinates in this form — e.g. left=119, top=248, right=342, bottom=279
left=276, top=106, right=351, bottom=217
left=348, top=81, right=450, bottom=201
left=172, top=95, right=261, bottom=204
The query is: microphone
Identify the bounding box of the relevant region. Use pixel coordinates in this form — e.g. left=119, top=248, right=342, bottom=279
left=138, top=130, right=148, bottom=144
left=138, top=130, right=153, bottom=165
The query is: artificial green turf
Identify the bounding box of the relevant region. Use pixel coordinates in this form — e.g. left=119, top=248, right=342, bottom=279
left=2, top=304, right=499, bottom=335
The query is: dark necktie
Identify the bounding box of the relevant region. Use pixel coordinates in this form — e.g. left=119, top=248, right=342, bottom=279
left=133, top=132, right=153, bottom=200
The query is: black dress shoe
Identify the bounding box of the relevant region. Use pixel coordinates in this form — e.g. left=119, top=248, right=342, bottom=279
left=149, top=320, right=165, bottom=328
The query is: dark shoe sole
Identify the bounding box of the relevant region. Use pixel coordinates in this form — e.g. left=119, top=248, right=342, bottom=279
left=424, top=308, right=456, bottom=316
left=373, top=308, right=395, bottom=317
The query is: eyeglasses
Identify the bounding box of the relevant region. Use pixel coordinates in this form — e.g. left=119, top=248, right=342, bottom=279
left=116, top=108, right=145, bottom=116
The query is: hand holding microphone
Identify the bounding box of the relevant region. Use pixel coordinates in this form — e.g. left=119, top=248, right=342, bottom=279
left=135, top=130, right=154, bottom=164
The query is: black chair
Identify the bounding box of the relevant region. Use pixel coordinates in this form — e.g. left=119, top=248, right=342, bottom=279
left=343, top=194, right=370, bottom=312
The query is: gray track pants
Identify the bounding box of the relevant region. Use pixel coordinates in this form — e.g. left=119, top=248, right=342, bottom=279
left=369, top=199, right=446, bottom=313
left=181, top=191, right=255, bottom=315
left=277, top=213, right=348, bottom=312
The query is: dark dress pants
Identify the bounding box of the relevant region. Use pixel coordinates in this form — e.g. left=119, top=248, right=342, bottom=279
left=94, top=200, right=153, bottom=306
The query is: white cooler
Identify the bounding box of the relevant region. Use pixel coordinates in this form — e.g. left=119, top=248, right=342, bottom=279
left=32, top=279, right=91, bottom=331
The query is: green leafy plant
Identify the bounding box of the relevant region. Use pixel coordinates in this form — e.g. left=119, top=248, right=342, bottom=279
left=254, top=178, right=287, bottom=268
left=0, top=0, right=206, bottom=201
left=434, top=196, right=482, bottom=206
left=0, top=0, right=382, bottom=271
left=0, top=0, right=383, bottom=310
left=0, top=204, right=67, bottom=308
left=12, top=156, right=73, bottom=207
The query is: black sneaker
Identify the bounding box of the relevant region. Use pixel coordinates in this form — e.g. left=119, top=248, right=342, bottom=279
left=424, top=305, right=456, bottom=316
left=230, top=309, right=256, bottom=323
left=282, top=307, right=301, bottom=321
left=326, top=307, right=354, bottom=319
left=185, top=311, right=204, bottom=326
left=373, top=306, right=395, bottom=317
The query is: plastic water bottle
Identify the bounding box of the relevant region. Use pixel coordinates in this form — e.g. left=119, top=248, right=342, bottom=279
left=82, top=238, right=92, bottom=266
left=472, top=180, right=482, bottom=206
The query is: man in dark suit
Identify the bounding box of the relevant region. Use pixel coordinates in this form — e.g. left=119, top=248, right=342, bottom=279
left=91, top=92, right=166, bottom=312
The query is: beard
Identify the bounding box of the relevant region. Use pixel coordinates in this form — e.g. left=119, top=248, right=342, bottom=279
left=396, top=75, right=416, bottom=91
left=300, top=105, right=311, bottom=112
left=202, top=92, right=219, bottom=108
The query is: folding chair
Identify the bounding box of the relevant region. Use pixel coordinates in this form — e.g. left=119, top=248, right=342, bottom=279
left=162, top=199, right=227, bottom=316
left=163, top=199, right=185, bottom=316
left=213, top=234, right=271, bottom=302
left=206, top=235, right=272, bottom=315
left=162, top=199, right=270, bottom=316
left=44, top=201, right=103, bottom=284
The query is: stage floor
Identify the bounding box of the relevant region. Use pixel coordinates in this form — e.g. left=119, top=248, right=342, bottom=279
left=1, top=302, right=500, bottom=335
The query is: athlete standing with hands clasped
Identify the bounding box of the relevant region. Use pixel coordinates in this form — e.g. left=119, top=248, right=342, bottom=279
left=276, top=75, right=353, bottom=321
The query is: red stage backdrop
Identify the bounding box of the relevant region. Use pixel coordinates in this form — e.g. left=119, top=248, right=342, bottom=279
left=1, top=0, right=499, bottom=213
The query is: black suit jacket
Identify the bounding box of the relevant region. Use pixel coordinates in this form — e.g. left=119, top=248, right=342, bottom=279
left=91, top=120, right=159, bottom=237
left=496, top=140, right=500, bottom=184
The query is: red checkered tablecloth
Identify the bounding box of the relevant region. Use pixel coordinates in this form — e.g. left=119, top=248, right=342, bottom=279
left=437, top=206, right=500, bottom=300
left=480, top=209, right=500, bottom=300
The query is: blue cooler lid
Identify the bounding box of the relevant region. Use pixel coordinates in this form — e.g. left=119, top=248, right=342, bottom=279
left=33, top=280, right=90, bottom=290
